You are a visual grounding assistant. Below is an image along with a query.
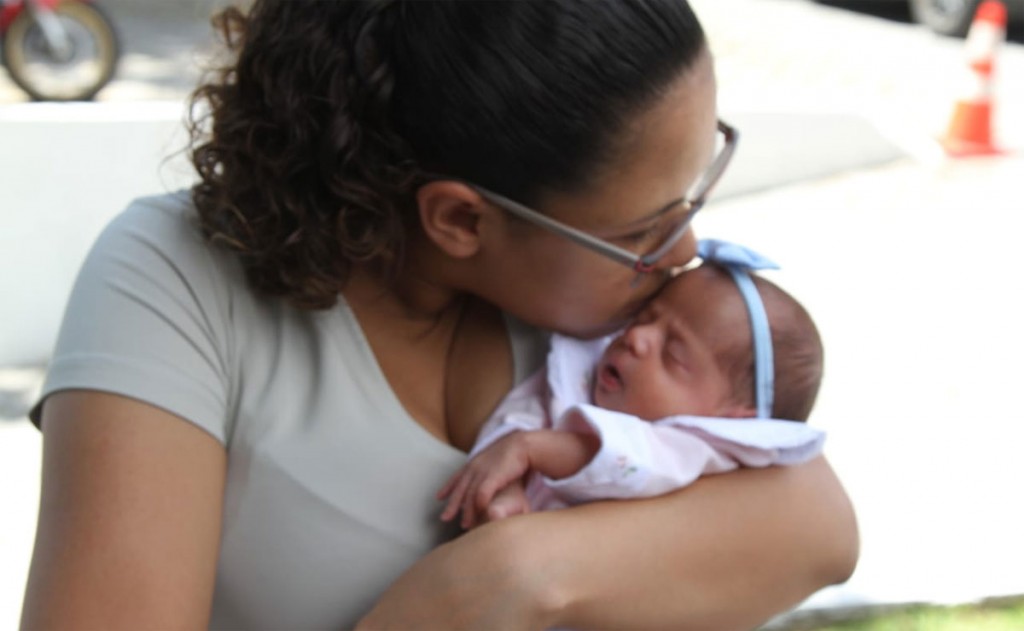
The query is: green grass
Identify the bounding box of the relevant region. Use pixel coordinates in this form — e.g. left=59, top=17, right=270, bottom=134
left=798, top=599, right=1024, bottom=631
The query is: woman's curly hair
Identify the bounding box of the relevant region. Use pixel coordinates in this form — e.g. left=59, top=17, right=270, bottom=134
left=188, top=1, right=419, bottom=309
left=187, top=0, right=706, bottom=310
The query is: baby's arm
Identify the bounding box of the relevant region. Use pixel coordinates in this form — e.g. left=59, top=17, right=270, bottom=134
left=543, top=405, right=825, bottom=504
left=438, top=429, right=600, bottom=529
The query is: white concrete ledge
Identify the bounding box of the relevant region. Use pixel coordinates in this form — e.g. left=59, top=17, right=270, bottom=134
left=1, top=101, right=195, bottom=365
left=0, top=100, right=190, bottom=122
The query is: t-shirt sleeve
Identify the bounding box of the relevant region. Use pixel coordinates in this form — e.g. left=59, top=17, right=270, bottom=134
left=29, top=194, right=234, bottom=444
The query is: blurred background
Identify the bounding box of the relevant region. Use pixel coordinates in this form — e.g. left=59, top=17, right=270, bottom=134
left=2, top=1, right=1023, bottom=629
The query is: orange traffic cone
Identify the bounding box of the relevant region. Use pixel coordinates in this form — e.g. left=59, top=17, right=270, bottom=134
left=942, top=0, right=1007, bottom=156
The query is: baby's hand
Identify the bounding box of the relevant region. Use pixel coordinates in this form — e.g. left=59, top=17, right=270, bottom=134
left=437, top=432, right=532, bottom=529
left=483, top=481, right=531, bottom=524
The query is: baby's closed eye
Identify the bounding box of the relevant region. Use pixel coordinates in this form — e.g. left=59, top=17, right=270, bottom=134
left=665, top=337, right=688, bottom=368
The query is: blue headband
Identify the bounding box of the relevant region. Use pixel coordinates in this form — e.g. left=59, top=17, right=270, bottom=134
left=696, top=239, right=779, bottom=418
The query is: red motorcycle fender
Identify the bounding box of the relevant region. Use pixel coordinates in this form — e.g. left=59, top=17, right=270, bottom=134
left=0, top=2, right=22, bottom=32
left=1, top=0, right=83, bottom=32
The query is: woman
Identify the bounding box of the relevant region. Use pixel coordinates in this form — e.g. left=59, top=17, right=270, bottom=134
left=21, top=1, right=858, bottom=629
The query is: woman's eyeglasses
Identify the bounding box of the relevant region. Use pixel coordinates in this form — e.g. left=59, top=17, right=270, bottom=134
left=469, top=119, right=738, bottom=274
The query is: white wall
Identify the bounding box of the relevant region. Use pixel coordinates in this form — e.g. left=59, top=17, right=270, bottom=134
left=0, top=102, right=195, bottom=365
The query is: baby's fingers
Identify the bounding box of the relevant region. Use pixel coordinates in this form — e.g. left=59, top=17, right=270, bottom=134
left=439, top=473, right=471, bottom=522
left=436, top=471, right=461, bottom=500
left=473, top=477, right=505, bottom=514
left=440, top=496, right=461, bottom=523
left=462, top=475, right=508, bottom=529
left=461, top=479, right=486, bottom=529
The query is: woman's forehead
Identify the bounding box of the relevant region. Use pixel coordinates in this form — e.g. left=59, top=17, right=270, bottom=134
left=538, top=56, right=718, bottom=231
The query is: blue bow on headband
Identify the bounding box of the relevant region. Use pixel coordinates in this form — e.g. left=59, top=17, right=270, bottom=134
left=696, top=239, right=778, bottom=419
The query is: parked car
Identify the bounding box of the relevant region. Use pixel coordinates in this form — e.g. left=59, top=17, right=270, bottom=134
left=910, top=0, right=1024, bottom=36
left=815, top=0, right=1024, bottom=37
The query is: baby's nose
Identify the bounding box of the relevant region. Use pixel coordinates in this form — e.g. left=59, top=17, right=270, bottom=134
left=624, top=322, right=660, bottom=356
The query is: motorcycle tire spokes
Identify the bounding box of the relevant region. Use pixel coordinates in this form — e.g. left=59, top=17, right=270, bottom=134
left=2, top=1, right=119, bottom=102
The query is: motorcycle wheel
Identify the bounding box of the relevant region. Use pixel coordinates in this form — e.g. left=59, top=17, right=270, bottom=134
left=2, top=1, right=119, bottom=101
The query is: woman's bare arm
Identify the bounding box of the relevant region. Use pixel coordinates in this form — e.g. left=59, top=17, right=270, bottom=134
left=358, top=456, right=858, bottom=631
left=20, top=390, right=226, bottom=630
left=547, top=456, right=858, bottom=629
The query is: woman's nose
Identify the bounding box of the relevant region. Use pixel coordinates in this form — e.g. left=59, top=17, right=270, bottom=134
left=655, top=226, right=698, bottom=273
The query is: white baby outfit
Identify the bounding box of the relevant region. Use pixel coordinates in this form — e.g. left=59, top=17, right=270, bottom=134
left=470, top=333, right=826, bottom=509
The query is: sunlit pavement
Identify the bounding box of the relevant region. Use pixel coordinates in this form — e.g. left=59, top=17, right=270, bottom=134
left=3, top=0, right=1023, bottom=628
left=706, top=152, right=1024, bottom=628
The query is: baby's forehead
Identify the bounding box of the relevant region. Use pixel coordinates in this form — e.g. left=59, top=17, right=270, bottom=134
left=661, top=264, right=734, bottom=303
left=652, top=265, right=750, bottom=334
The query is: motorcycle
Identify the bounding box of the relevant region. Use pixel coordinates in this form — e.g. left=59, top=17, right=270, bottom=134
left=1, top=0, right=119, bottom=101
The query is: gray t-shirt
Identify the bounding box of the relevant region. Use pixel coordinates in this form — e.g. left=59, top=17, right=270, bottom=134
left=31, top=191, right=549, bottom=629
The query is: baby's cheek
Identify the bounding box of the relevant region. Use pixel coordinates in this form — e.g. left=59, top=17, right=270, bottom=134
left=591, top=388, right=615, bottom=411
left=592, top=389, right=634, bottom=416
left=632, top=383, right=689, bottom=421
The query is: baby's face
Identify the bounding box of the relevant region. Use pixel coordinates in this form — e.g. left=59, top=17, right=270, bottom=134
left=592, top=266, right=752, bottom=420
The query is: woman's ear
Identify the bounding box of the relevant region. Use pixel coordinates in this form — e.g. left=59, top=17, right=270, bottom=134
left=416, top=181, right=490, bottom=259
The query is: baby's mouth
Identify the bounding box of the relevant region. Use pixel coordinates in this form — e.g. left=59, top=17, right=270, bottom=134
left=597, top=362, right=623, bottom=392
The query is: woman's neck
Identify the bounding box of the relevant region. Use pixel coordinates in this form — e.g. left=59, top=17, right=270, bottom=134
left=342, top=260, right=510, bottom=448
left=344, top=260, right=467, bottom=337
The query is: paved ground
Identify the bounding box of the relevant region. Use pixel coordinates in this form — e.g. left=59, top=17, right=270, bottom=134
left=2, top=0, right=1024, bottom=628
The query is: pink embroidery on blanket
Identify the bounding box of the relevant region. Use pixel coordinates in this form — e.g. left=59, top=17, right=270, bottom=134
left=616, top=456, right=638, bottom=478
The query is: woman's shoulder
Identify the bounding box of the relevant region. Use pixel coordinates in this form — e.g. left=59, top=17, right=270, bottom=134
left=33, top=190, right=248, bottom=442
left=110, top=189, right=222, bottom=256
left=99, top=189, right=247, bottom=297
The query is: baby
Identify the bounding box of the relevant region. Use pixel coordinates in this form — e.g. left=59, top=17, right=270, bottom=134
left=439, top=240, right=826, bottom=529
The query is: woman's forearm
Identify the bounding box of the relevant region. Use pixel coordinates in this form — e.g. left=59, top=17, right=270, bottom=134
left=520, top=456, right=858, bottom=630
left=360, top=456, right=857, bottom=630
